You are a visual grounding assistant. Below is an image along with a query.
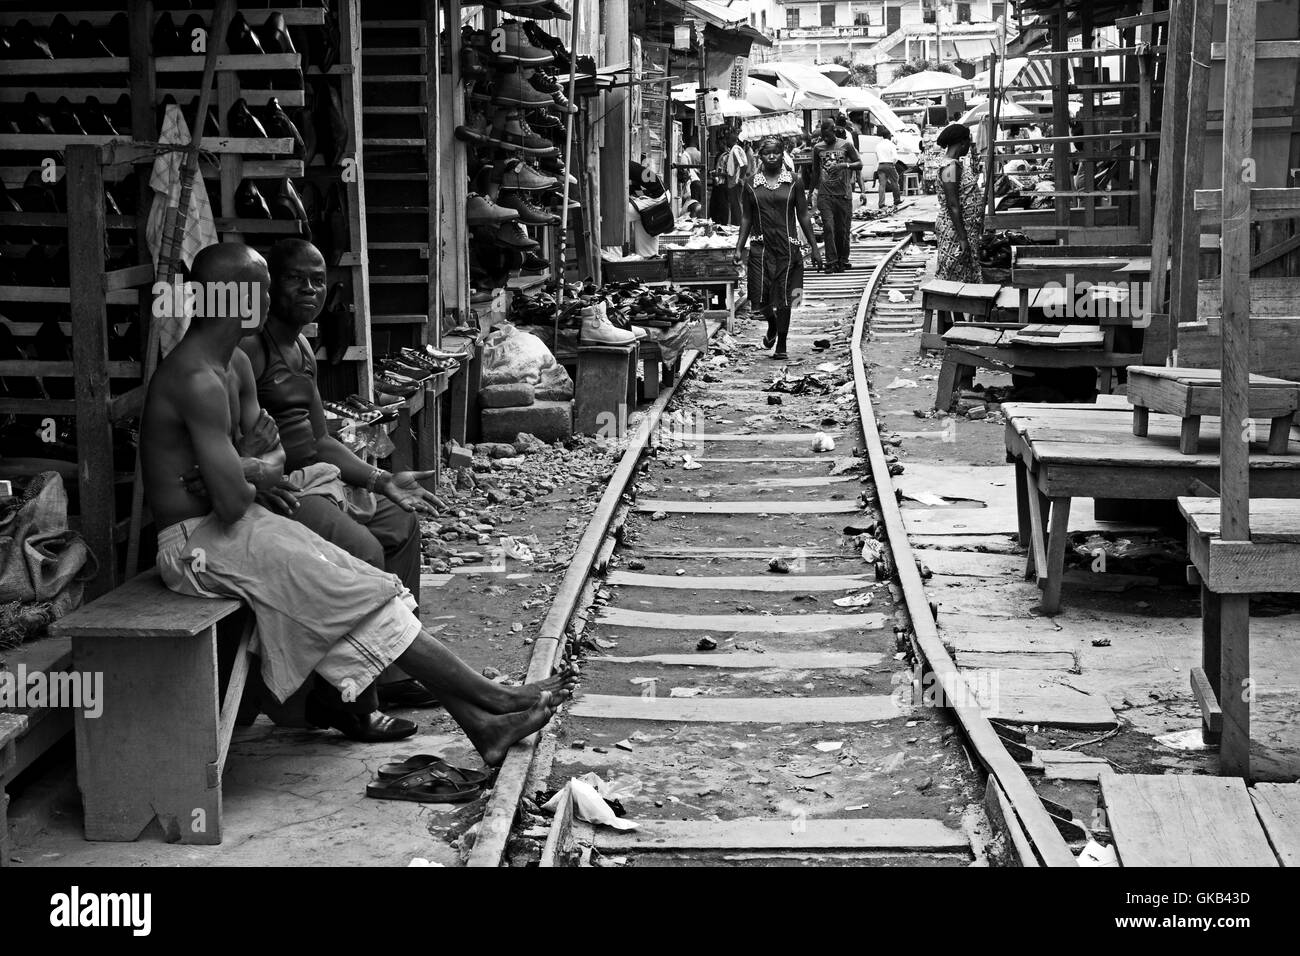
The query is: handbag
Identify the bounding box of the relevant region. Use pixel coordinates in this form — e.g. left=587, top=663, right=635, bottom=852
left=632, top=192, right=674, bottom=236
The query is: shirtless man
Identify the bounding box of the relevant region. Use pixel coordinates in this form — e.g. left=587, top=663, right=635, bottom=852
left=143, top=243, right=575, bottom=766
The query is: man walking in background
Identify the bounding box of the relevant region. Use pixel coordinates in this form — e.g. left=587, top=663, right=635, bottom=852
left=875, top=128, right=902, bottom=211
left=810, top=118, right=861, bottom=273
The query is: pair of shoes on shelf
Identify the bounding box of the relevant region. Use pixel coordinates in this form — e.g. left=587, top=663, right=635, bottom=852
left=579, top=301, right=637, bottom=346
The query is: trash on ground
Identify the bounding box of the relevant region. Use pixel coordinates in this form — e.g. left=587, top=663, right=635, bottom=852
left=1154, top=728, right=1211, bottom=751
left=812, top=432, right=836, bottom=453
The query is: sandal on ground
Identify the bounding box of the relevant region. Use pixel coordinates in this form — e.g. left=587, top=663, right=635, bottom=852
left=365, top=763, right=485, bottom=803
left=376, top=754, right=493, bottom=788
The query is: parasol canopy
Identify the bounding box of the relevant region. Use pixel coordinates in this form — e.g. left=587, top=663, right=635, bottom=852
left=882, top=70, right=973, bottom=98
left=959, top=99, right=1035, bottom=125
left=671, top=83, right=761, bottom=117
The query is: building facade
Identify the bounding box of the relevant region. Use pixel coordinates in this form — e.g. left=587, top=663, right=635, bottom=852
left=770, top=0, right=1007, bottom=77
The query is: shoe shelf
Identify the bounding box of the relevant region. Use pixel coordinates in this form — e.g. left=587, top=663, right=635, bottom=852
left=0, top=10, right=326, bottom=28
left=0, top=133, right=293, bottom=153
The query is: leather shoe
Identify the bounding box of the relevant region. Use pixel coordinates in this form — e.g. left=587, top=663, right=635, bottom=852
left=229, top=98, right=268, bottom=138
left=264, top=96, right=306, bottom=156
left=235, top=180, right=272, bottom=219
left=305, top=699, right=418, bottom=742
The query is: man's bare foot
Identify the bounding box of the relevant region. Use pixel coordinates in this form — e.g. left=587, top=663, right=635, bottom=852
left=490, top=664, right=580, bottom=714
left=476, top=691, right=560, bottom=767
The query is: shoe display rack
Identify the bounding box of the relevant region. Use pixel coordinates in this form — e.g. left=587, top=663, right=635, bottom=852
left=0, top=2, right=372, bottom=594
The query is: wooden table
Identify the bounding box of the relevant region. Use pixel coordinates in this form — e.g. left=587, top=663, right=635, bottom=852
left=1003, top=402, right=1300, bottom=614
left=1129, top=365, right=1300, bottom=455
left=1179, top=497, right=1300, bottom=777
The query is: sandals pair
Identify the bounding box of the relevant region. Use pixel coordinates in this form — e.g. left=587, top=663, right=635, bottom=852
left=365, top=754, right=494, bottom=804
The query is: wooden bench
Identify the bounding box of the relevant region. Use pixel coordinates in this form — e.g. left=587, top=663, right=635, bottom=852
left=1003, top=402, right=1300, bottom=614
left=1129, top=366, right=1300, bottom=455
left=1178, top=497, right=1300, bottom=777
left=918, top=279, right=1001, bottom=353
left=48, top=570, right=248, bottom=845
left=0, top=712, right=27, bottom=867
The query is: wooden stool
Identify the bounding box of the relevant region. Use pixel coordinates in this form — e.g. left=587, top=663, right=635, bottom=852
left=919, top=279, right=1001, bottom=353
left=575, top=340, right=639, bottom=437
left=903, top=171, right=921, bottom=195
left=1129, top=366, right=1300, bottom=455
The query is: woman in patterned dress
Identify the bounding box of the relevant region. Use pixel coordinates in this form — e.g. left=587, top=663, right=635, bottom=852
left=733, top=136, right=824, bottom=360
left=935, top=123, right=984, bottom=283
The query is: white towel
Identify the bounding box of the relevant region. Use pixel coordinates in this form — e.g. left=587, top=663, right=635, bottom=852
left=145, top=104, right=219, bottom=357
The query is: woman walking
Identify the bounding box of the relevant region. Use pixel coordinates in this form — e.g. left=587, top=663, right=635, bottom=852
left=734, top=136, right=824, bottom=361
left=935, top=123, right=984, bottom=282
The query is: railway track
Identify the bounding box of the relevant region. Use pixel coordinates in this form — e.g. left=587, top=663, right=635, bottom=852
left=468, top=235, right=1073, bottom=868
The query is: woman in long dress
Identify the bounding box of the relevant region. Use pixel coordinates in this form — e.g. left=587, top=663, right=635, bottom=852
left=733, top=136, right=824, bottom=361
left=935, top=123, right=984, bottom=282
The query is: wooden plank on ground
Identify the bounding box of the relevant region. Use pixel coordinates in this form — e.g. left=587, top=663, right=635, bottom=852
left=968, top=669, right=1117, bottom=728
left=569, top=694, right=905, bottom=723
left=605, top=571, right=873, bottom=591
left=596, top=608, right=886, bottom=632
left=626, top=546, right=845, bottom=559
left=635, top=499, right=860, bottom=514
left=1250, top=783, right=1300, bottom=866
left=693, top=432, right=841, bottom=443
left=593, top=818, right=968, bottom=851
left=1102, top=773, right=1278, bottom=867
left=595, top=651, right=884, bottom=669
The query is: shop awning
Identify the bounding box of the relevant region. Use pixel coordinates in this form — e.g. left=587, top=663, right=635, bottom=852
left=660, top=0, right=746, bottom=30
left=952, top=37, right=995, bottom=60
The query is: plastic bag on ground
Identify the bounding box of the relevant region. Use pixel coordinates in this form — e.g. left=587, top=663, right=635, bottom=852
left=480, top=322, right=574, bottom=399
left=543, top=773, right=639, bottom=830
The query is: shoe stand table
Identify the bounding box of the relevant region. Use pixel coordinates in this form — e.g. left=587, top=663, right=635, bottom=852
left=1003, top=401, right=1300, bottom=614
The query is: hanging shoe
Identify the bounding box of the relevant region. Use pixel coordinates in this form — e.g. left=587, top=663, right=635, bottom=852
left=47, top=15, right=76, bottom=58
left=320, top=281, right=352, bottom=365
left=18, top=93, right=56, bottom=135
left=151, top=11, right=182, bottom=56
left=497, top=189, right=560, bottom=225
left=104, top=12, right=129, bottom=57
left=493, top=222, right=540, bottom=251
left=483, top=19, right=554, bottom=66
left=9, top=19, right=52, bottom=59
left=270, top=177, right=308, bottom=225
left=229, top=98, right=268, bottom=138
left=500, top=157, right=558, bottom=192
left=521, top=21, right=570, bottom=67
left=466, top=192, right=520, bottom=225
left=527, top=67, right=573, bottom=110
left=455, top=123, right=517, bottom=152
left=263, top=96, right=306, bottom=156
left=520, top=251, right=550, bottom=273
left=235, top=180, right=273, bottom=219
left=492, top=110, right=559, bottom=155
left=257, top=12, right=303, bottom=90
left=51, top=97, right=88, bottom=136
left=525, top=107, right=562, bottom=130
left=226, top=11, right=265, bottom=55
left=80, top=96, right=119, bottom=135
left=490, top=69, right=554, bottom=108
left=185, top=96, right=221, bottom=138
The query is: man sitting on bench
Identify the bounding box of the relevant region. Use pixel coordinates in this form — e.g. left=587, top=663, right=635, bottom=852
left=141, top=243, right=576, bottom=766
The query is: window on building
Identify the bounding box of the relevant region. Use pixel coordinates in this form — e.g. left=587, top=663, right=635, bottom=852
left=821, top=4, right=835, bottom=27
left=957, top=3, right=972, bottom=23
left=991, top=2, right=1006, bottom=22
left=853, top=4, right=878, bottom=26
left=761, top=11, right=767, bottom=30
left=787, top=6, right=801, bottom=29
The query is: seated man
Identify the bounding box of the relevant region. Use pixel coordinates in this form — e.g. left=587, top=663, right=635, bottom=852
left=143, top=243, right=575, bottom=767
left=240, top=238, right=445, bottom=724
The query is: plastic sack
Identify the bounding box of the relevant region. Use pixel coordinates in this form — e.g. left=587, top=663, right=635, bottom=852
left=480, top=322, right=574, bottom=400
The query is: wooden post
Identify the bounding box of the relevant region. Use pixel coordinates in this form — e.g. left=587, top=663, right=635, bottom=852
left=339, top=0, right=373, bottom=399
left=1171, top=0, right=1216, bottom=348
left=1217, top=0, right=1256, bottom=778
left=1144, top=0, right=1192, bottom=360
left=984, top=53, right=998, bottom=220
left=1051, top=8, right=1070, bottom=240
left=1135, top=0, right=1154, bottom=242
left=600, top=0, right=631, bottom=246
left=66, top=146, right=117, bottom=599
left=439, top=0, right=468, bottom=327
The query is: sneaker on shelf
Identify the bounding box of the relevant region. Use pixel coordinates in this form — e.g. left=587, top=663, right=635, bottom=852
left=490, top=70, right=554, bottom=107
left=540, top=189, right=581, bottom=211
left=401, top=345, right=466, bottom=367
left=521, top=20, right=570, bottom=66
left=378, top=358, right=434, bottom=382
left=470, top=288, right=496, bottom=304
left=483, top=19, right=554, bottom=65
left=579, top=303, right=636, bottom=346
left=374, top=374, right=419, bottom=398
left=497, top=189, right=560, bottom=225
left=455, top=124, right=521, bottom=153
left=527, top=67, right=574, bottom=110
left=500, top=157, right=559, bottom=191
left=466, top=192, right=520, bottom=225
left=323, top=398, right=375, bottom=424
left=537, top=155, right=578, bottom=186
left=492, top=110, right=559, bottom=155
left=345, top=394, right=401, bottom=422
left=493, top=221, right=541, bottom=251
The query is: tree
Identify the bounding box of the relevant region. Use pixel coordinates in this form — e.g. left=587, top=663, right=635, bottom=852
left=894, top=59, right=960, bottom=79
left=832, top=55, right=877, bottom=87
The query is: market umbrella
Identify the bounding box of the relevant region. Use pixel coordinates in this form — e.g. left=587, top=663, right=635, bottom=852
left=815, top=62, right=851, bottom=85
left=882, top=70, right=972, bottom=99
left=744, top=78, right=794, bottom=113
left=749, top=62, right=845, bottom=99
left=959, top=99, right=1034, bottom=126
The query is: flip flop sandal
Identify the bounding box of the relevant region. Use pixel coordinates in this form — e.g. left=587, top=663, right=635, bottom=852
left=376, top=754, right=493, bottom=788
left=365, top=764, right=485, bottom=804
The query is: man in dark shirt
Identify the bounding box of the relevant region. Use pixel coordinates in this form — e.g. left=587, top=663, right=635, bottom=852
left=810, top=118, right=862, bottom=273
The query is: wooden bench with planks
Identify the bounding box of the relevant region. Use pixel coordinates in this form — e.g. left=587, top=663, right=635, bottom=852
left=1178, top=497, right=1300, bottom=774
left=1129, top=366, right=1300, bottom=455
left=48, top=570, right=248, bottom=845
left=918, top=279, right=1002, bottom=353
left=0, top=712, right=27, bottom=867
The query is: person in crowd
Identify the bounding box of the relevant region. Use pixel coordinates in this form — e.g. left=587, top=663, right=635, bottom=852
left=734, top=135, right=823, bottom=362
left=628, top=165, right=663, bottom=258
left=239, top=239, right=446, bottom=739
left=143, top=243, right=578, bottom=767
left=677, top=134, right=703, bottom=203
left=711, top=127, right=749, bottom=225
left=875, top=127, right=902, bottom=211
left=809, top=118, right=861, bottom=273
left=935, top=122, right=984, bottom=283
